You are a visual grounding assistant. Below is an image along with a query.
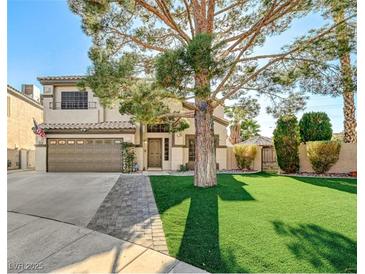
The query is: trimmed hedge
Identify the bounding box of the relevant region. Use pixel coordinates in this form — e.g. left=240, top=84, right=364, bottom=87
left=306, top=141, right=341, bottom=174
left=299, top=112, right=333, bottom=142
left=273, top=115, right=300, bottom=173
left=233, top=144, right=257, bottom=170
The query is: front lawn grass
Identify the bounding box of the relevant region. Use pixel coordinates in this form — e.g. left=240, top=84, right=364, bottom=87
left=150, top=173, right=356, bottom=273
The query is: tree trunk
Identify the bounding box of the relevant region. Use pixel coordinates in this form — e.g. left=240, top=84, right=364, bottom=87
left=194, top=99, right=217, bottom=187
left=229, top=123, right=241, bottom=145
left=343, top=90, right=357, bottom=143
left=332, top=4, right=357, bottom=143
left=338, top=31, right=357, bottom=143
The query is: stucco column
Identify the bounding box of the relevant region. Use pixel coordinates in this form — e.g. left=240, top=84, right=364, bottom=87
left=35, top=144, right=47, bottom=172
left=253, top=146, right=262, bottom=171
left=20, top=149, right=28, bottom=169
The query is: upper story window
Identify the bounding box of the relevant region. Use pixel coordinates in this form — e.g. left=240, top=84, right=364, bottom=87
left=147, top=124, right=169, bottom=132
left=61, top=91, right=88, bottom=109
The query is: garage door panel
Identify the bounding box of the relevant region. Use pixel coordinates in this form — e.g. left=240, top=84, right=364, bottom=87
left=47, top=139, right=123, bottom=172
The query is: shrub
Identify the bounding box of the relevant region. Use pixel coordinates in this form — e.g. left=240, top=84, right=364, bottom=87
left=273, top=115, right=300, bottom=173
left=233, top=144, right=257, bottom=170
left=299, top=112, right=333, bottom=142
left=120, top=142, right=136, bottom=173
left=179, top=163, right=189, bottom=172
left=306, top=141, right=341, bottom=174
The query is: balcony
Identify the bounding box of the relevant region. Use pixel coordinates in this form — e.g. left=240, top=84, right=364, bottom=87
left=49, top=101, right=97, bottom=110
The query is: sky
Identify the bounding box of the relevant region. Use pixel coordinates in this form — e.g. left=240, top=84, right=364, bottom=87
left=8, top=0, right=356, bottom=137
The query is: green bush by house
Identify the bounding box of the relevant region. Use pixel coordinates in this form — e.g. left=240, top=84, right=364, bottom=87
left=233, top=144, right=257, bottom=170
left=306, top=141, right=341, bottom=173
left=273, top=115, right=300, bottom=173
left=120, top=142, right=136, bottom=173
left=179, top=163, right=189, bottom=172
left=299, top=112, right=333, bottom=142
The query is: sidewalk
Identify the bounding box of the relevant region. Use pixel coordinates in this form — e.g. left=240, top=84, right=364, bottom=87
left=8, top=212, right=207, bottom=273
left=7, top=169, right=36, bottom=175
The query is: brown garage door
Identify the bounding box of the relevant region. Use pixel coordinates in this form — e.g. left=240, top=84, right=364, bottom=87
left=47, top=139, right=123, bottom=172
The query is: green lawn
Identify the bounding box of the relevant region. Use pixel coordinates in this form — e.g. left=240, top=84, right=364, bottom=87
left=150, top=173, right=357, bottom=273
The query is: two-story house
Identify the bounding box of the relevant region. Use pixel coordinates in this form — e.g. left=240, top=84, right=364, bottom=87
left=35, top=75, right=229, bottom=172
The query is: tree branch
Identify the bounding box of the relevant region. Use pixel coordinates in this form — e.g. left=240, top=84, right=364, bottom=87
left=214, top=0, right=247, bottom=17
left=211, top=29, right=262, bottom=98
left=212, top=2, right=291, bottom=98
left=191, top=0, right=203, bottom=33
left=236, top=53, right=292, bottom=62
left=158, top=111, right=195, bottom=119
left=109, top=27, right=166, bottom=52
left=183, top=0, right=195, bottom=37
left=220, top=0, right=297, bottom=55
left=156, top=0, right=191, bottom=41
left=214, top=14, right=356, bottom=105
left=135, top=0, right=191, bottom=43
left=207, top=0, right=215, bottom=33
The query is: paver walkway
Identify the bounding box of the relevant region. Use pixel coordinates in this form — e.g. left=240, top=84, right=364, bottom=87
left=87, top=174, right=169, bottom=254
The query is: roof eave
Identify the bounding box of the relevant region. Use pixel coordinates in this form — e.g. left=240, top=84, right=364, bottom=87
left=37, top=76, right=86, bottom=85
left=44, top=128, right=136, bottom=134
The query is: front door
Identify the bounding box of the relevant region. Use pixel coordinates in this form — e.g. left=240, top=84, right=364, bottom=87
left=148, top=138, right=162, bottom=168
left=187, top=136, right=195, bottom=170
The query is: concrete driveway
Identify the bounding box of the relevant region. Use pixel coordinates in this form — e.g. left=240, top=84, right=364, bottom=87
left=8, top=171, right=119, bottom=226
left=7, top=171, right=206, bottom=273
left=8, top=212, right=205, bottom=273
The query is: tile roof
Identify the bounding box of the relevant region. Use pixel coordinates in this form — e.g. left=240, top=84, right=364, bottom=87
left=40, top=121, right=135, bottom=130
left=37, top=75, right=86, bottom=81
left=240, top=136, right=273, bottom=146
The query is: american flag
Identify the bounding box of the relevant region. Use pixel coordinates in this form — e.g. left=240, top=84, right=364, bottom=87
left=32, top=118, right=46, bottom=138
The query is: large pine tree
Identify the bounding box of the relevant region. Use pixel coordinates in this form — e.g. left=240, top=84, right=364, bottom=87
left=69, top=0, right=355, bottom=187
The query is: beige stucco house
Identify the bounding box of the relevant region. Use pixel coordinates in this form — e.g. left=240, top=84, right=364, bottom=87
left=7, top=85, right=43, bottom=170
left=35, top=75, right=229, bottom=172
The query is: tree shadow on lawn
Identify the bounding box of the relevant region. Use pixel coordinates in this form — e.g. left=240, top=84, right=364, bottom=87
left=272, top=221, right=357, bottom=273
left=290, top=176, right=357, bottom=194
left=151, top=174, right=255, bottom=273
left=247, top=172, right=357, bottom=194
left=237, top=171, right=278, bottom=178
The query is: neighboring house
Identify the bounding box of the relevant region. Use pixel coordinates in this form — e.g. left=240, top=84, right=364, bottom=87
left=35, top=75, right=229, bottom=172
left=7, top=85, right=43, bottom=170
left=21, top=84, right=41, bottom=102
